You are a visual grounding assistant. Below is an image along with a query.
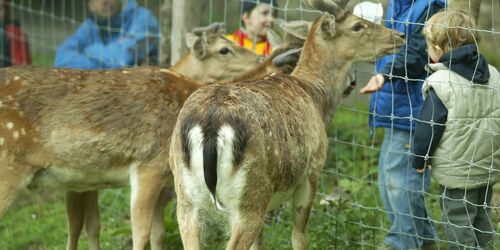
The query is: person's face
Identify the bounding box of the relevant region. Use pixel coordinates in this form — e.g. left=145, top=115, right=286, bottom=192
left=426, top=40, right=444, bottom=63
left=88, top=0, right=122, bottom=19
left=242, top=4, right=275, bottom=38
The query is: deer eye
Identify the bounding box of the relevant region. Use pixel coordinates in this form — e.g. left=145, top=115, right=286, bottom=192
left=219, top=47, right=230, bottom=55
left=351, top=23, right=365, bottom=32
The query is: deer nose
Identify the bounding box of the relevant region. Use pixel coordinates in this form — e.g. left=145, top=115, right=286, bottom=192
left=396, top=32, right=404, bottom=39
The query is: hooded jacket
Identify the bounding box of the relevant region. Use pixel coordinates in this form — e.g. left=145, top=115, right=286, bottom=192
left=54, top=0, right=159, bottom=69
left=413, top=45, right=499, bottom=189
left=369, top=0, right=445, bottom=133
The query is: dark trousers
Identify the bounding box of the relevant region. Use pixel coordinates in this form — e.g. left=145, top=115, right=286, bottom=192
left=440, top=185, right=495, bottom=249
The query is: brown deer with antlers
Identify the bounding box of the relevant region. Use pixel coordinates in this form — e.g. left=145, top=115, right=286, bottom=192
left=169, top=0, right=405, bottom=249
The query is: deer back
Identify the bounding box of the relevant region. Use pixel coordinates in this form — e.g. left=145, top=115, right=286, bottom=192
left=0, top=66, right=201, bottom=171
left=172, top=73, right=328, bottom=201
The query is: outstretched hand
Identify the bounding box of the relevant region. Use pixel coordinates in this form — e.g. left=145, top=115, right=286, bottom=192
left=416, top=168, right=426, bottom=174
left=360, top=74, right=384, bottom=94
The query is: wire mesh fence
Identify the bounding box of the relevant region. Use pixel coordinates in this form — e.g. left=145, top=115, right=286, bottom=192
left=0, top=0, right=498, bottom=249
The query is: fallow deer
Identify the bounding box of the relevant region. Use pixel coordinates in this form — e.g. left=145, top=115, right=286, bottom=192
left=169, top=0, right=405, bottom=249
left=0, top=22, right=308, bottom=250
left=62, top=22, right=265, bottom=250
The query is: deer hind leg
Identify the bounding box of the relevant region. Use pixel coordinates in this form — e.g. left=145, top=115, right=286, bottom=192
left=130, top=163, right=165, bottom=250
left=226, top=210, right=267, bottom=250
left=84, top=191, right=101, bottom=250
left=249, top=229, right=264, bottom=250
left=291, top=177, right=316, bottom=250
left=226, top=190, right=271, bottom=250
left=175, top=190, right=200, bottom=250
left=150, top=187, right=175, bottom=250
left=0, top=160, right=35, bottom=218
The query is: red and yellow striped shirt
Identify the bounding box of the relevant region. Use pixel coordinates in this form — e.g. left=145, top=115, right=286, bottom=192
left=226, top=29, right=272, bottom=56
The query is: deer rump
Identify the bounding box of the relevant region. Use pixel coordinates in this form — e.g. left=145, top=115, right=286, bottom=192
left=176, top=74, right=327, bottom=212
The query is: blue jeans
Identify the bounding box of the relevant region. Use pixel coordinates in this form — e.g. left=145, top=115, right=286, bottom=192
left=378, top=128, right=437, bottom=249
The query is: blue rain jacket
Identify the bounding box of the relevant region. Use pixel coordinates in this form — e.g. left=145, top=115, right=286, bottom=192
left=369, top=0, right=445, bottom=133
left=54, top=0, right=159, bottom=69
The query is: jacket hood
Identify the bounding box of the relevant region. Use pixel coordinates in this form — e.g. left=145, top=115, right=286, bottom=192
left=90, top=0, right=137, bottom=27
left=429, top=44, right=490, bottom=84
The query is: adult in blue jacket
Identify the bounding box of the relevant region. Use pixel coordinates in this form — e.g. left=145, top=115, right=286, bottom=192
left=360, top=0, right=445, bottom=249
left=55, top=0, right=159, bottom=69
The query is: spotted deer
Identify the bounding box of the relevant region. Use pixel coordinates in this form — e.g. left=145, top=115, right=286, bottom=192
left=169, top=0, right=405, bottom=249
left=61, top=22, right=265, bottom=250
left=0, top=22, right=307, bottom=250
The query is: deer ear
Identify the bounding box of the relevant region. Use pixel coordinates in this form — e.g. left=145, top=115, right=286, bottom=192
left=272, top=47, right=302, bottom=67
left=266, top=29, right=283, bottom=49
left=185, top=32, right=199, bottom=49
left=215, top=22, right=226, bottom=36
left=281, top=20, right=310, bottom=40
left=191, top=32, right=208, bottom=59
left=320, top=13, right=336, bottom=39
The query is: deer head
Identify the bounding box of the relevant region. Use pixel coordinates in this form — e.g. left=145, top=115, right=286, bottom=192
left=288, top=0, right=405, bottom=118
left=302, top=0, right=404, bottom=62
left=171, top=23, right=263, bottom=83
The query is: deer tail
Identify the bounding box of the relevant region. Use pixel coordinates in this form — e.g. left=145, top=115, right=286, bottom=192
left=181, top=112, right=247, bottom=211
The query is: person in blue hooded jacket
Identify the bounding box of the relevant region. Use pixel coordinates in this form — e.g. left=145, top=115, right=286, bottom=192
left=54, top=0, right=159, bottom=69
left=359, top=0, right=445, bottom=249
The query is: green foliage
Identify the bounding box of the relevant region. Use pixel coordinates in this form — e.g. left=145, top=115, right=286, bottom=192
left=32, top=52, right=55, bottom=67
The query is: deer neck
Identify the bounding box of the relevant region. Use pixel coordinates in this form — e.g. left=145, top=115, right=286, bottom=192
left=291, top=40, right=353, bottom=123
left=170, top=53, right=204, bottom=81
left=234, top=59, right=274, bottom=81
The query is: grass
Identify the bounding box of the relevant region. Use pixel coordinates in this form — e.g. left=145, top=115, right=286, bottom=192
left=0, top=103, right=498, bottom=249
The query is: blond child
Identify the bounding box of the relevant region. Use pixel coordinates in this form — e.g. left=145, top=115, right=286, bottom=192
left=412, top=10, right=499, bottom=249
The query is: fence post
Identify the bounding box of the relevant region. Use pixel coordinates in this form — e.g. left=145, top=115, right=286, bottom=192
left=171, top=0, right=205, bottom=65
left=159, top=0, right=172, bottom=66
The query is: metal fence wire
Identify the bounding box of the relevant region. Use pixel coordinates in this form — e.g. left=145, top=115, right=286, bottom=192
left=0, top=0, right=498, bottom=249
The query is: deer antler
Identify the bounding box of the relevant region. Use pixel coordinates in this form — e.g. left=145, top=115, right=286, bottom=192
left=192, top=22, right=226, bottom=36
left=304, top=0, right=350, bottom=19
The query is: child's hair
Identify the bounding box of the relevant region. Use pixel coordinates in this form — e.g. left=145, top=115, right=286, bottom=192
left=423, top=10, right=481, bottom=53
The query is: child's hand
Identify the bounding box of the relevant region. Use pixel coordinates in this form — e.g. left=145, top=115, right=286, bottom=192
left=360, top=74, right=384, bottom=94
left=416, top=163, right=431, bottom=174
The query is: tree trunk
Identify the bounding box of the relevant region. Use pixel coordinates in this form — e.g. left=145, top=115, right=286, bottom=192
left=159, top=0, right=172, bottom=66
left=171, top=0, right=205, bottom=65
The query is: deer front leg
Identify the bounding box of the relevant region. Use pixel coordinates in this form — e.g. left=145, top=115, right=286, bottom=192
left=130, top=163, right=165, bottom=250
left=66, top=191, right=101, bottom=250
left=66, top=191, right=85, bottom=250
left=291, top=177, right=316, bottom=250
left=150, top=186, right=175, bottom=250
left=84, top=191, right=101, bottom=250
